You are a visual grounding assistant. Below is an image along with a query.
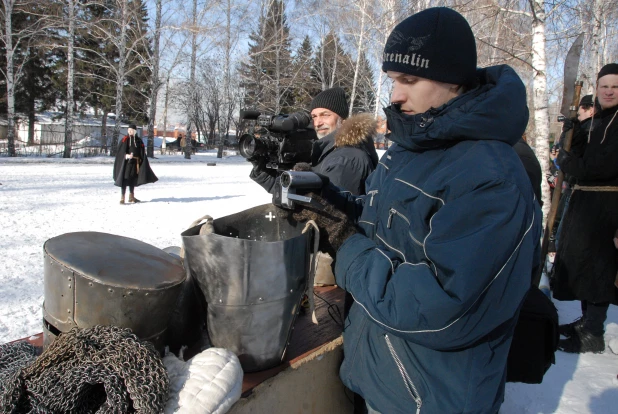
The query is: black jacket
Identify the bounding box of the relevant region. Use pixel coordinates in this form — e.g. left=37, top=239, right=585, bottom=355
left=513, top=138, right=542, bottom=206
left=250, top=113, right=379, bottom=195
left=553, top=105, right=618, bottom=304
left=113, top=135, right=158, bottom=187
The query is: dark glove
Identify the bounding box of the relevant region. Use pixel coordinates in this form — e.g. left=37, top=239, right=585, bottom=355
left=293, top=193, right=357, bottom=256
left=561, top=118, right=574, bottom=132
left=556, top=149, right=571, bottom=168
left=292, top=162, right=312, bottom=172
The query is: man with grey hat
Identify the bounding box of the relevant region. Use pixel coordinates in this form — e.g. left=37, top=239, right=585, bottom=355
left=291, top=7, right=541, bottom=413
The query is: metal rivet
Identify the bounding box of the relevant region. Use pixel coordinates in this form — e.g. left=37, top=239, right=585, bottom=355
left=67, top=309, right=71, bottom=313
left=219, top=299, right=222, bottom=303
left=108, top=288, right=113, bottom=293
left=89, top=282, right=93, bottom=286
left=290, top=289, right=293, bottom=293
left=258, top=297, right=263, bottom=301
left=68, top=277, right=71, bottom=281
left=68, top=284, right=71, bottom=288
left=145, top=293, right=149, bottom=296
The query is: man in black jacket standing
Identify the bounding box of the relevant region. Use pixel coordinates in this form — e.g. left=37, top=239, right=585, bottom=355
left=553, top=64, right=618, bottom=354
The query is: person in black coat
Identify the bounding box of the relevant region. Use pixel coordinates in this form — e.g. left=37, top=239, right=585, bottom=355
left=514, top=137, right=542, bottom=207
left=113, top=124, right=158, bottom=204
left=553, top=64, right=618, bottom=354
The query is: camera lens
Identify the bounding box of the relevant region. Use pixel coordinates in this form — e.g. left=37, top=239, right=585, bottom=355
left=239, top=134, right=257, bottom=158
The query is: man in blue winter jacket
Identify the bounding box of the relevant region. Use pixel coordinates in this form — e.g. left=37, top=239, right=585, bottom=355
left=293, top=7, right=542, bottom=414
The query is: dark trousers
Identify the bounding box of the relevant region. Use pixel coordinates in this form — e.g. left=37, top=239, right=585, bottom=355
left=121, top=184, right=135, bottom=195
left=581, top=300, right=609, bottom=336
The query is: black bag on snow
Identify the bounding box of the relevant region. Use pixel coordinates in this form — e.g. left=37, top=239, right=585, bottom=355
left=506, top=286, right=559, bottom=384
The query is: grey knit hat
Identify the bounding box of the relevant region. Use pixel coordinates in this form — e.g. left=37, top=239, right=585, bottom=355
left=310, top=87, right=349, bottom=119
left=382, top=7, right=477, bottom=85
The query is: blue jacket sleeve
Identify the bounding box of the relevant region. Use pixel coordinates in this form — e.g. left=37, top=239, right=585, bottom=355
left=334, top=180, right=539, bottom=351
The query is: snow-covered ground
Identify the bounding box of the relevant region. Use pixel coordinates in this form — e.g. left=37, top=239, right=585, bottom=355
left=1, top=152, right=617, bottom=413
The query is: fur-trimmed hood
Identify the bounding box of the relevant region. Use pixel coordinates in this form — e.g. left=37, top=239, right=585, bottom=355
left=335, top=113, right=377, bottom=148
left=334, top=113, right=379, bottom=168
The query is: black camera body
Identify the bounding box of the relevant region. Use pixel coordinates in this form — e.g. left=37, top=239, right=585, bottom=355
left=238, top=110, right=317, bottom=170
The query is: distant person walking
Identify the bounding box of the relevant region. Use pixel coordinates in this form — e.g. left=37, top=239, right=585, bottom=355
left=113, top=124, right=158, bottom=204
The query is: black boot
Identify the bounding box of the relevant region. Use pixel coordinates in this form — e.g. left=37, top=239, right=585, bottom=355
left=559, top=317, right=585, bottom=338
left=558, top=328, right=605, bottom=354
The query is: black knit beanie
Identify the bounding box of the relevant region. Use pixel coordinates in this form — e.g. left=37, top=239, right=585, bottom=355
left=597, top=63, right=618, bottom=80
left=579, top=95, right=594, bottom=106
left=310, top=87, right=349, bottom=119
left=382, top=7, right=477, bottom=86
left=128, top=123, right=137, bottom=130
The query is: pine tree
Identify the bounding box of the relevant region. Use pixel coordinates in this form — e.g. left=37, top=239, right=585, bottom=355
left=239, top=0, right=293, bottom=114
left=290, top=35, right=317, bottom=111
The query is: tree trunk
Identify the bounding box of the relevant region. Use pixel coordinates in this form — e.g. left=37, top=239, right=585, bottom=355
left=64, top=0, right=76, bottom=159
left=27, top=105, right=35, bottom=146
left=111, top=0, right=129, bottom=157
left=147, top=0, right=162, bottom=158
left=162, top=76, right=170, bottom=152
left=530, top=0, right=551, bottom=223
left=185, top=0, right=198, bottom=159
left=349, top=0, right=367, bottom=116
left=3, top=0, right=17, bottom=157
left=587, top=0, right=602, bottom=94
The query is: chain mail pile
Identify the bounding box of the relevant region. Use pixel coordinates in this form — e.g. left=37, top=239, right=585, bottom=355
left=0, top=325, right=169, bottom=413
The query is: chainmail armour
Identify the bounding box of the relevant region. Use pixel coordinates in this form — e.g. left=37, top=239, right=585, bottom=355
left=0, top=325, right=169, bottom=413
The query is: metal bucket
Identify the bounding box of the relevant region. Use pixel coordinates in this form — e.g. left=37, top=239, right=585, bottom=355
left=181, top=204, right=311, bottom=372
left=42, top=232, right=186, bottom=353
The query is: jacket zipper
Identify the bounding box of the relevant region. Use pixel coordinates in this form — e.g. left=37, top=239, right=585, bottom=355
left=387, top=208, right=423, bottom=247
left=368, top=190, right=379, bottom=206
left=384, top=334, right=422, bottom=414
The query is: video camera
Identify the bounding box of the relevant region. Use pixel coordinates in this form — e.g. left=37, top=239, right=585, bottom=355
left=238, top=110, right=317, bottom=170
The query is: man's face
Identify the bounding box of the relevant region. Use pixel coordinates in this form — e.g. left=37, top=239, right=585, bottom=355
left=311, top=108, right=341, bottom=139
left=387, top=71, right=460, bottom=116
left=577, top=105, right=594, bottom=122
left=596, top=74, right=618, bottom=110
left=128, top=128, right=136, bottom=136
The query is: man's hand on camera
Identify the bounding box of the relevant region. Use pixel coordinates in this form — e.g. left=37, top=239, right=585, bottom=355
left=292, top=162, right=312, bottom=172
left=293, top=193, right=357, bottom=256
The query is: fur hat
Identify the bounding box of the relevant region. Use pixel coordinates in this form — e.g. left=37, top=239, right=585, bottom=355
left=310, top=87, right=349, bottom=119
left=382, top=7, right=477, bottom=86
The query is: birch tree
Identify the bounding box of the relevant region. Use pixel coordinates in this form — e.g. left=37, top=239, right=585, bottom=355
left=64, top=0, right=76, bottom=158
left=146, top=0, right=162, bottom=158
left=0, top=0, right=52, bottom=156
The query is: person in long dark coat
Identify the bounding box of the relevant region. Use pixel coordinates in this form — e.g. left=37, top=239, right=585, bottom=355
left=113, top=124, right=158, bottom=204
left=553, top=63, right=618, bottom=354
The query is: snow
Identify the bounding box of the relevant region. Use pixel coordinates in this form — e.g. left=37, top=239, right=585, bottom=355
left=1, top=151, right=617, bottom=412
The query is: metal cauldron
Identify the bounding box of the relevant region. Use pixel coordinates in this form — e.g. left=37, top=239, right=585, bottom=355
left=181, top=204, right=311, bottom=372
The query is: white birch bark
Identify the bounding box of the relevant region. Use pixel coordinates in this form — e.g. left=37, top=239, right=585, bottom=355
left=111, top=0, right=128, bottom=156
left=588, top=0, right=603, bottom=94
left=349, top=0, right=367, bottom=116
left=147, top=0, right=162, bottom=158
left=2, top=0, right=17, bottom=156
left=530, top=0, right=551, bottom=222
left=64, top=0, right=76, bottom=158
left=185, top=0, right=198, bottom=159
